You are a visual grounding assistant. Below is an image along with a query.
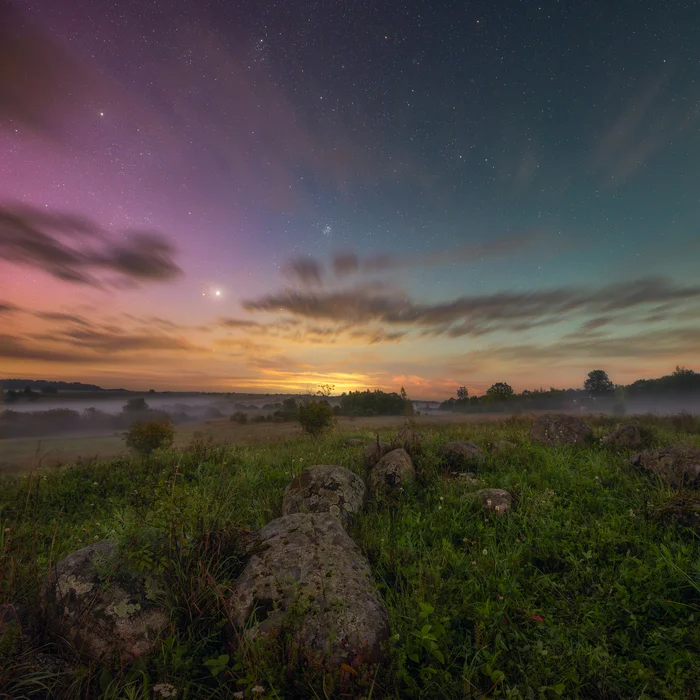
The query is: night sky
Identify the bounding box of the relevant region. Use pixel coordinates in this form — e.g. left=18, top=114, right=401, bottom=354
left=1, top=0, right=699, bottom=397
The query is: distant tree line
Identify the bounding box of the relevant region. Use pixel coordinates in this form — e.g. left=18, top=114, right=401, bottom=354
left=440, top=367, right=700, bottom=414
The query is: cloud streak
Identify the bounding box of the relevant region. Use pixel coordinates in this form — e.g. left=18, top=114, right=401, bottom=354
left=281, top=229, right=548, bottom=285
left=0, top=203, right=183, bottom=287
left=244, top=276, right=700, bottom=338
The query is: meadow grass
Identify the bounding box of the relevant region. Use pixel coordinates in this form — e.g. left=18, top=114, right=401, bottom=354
left=1, top=416, right=700, bottom=698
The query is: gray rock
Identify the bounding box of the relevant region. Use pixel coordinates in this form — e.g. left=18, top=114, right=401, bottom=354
left=344, top=438, right=365, bottom=447
left=530, top=414, right=593, bottom=446
left=282, top=465, right=366, bottom=529
left=370, top=448, right=415, bottom=494
left=630, top=445, right=700, bottom=489
left=364, top=440, right=392, bottom=469
left=229, top=513, right=389, bottom=669
left=472, top=488, right=512, bottom=515
left=602, top=424, right=644, bottom=450
left=391, top=428, right=421, bottom=454
left=492, top=440, right=517, bottom=454
left=440, top=441, right=485, bottom=468
left=43, top=540, right=168, bottom=663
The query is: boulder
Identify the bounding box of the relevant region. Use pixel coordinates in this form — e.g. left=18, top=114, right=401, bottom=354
left=229, top=513, right=389, bottom=670
left=440, top=441, right=485, bottom=469
left=602, top=424, right=644, bottom=450
left=364, top=440, right=392, bottom=469
left=370, top=448, right=415, bottom=494
left=43, top=540, right=168, bottom=663
left=492, top=440, right=517, bottom=454
left=282, top=465, right=366, bottom=529
left=630, top=445, right=700, bottom=489
left=472, top=488, right=512, bottom=515
left=530, top=414, right=593, bottom=446
left=391, top=428, right=421, bottom=454
left=344, top=438, right=365, bottom=447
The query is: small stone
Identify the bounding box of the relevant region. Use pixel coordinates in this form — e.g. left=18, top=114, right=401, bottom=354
left=472, top=488, right=512, bottom=515
left=630, top=445, right=700, bottom=489
left=440, top=441, right=485, bottom=469
left=530, top=414, right=593, bottom=446
left=364, top=440, right=392, bottom=469
left=370, top=449, right=416, bottom=495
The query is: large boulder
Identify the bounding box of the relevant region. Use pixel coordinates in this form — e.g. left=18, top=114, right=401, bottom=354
left=364, top=440, right=392, bottom=469
left=370, top=448, right=415, bottom=494
left=43, top=540, right=168, bottom=663
left=282, top=465, right=366, bottom=529
left=530, top=414, right=593, bottom=446
left=229, top=513, right=389, bottom=671
left=440, top=441, right=485, bottom=469
left=602, top=425, right=645, bottom=450
left=630, top=445, right=700, bottom=489
left=471, top=488, right=512, bottom=515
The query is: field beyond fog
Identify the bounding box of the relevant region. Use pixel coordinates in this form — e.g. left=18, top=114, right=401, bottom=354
left=2, top=413, right=700, bottom=699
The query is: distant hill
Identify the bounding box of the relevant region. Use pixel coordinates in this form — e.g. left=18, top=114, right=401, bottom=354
left=0, top=379, right=109, bottom=392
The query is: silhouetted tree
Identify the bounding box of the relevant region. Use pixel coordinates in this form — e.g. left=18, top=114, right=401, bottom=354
left=486, top=382, right=514, bottom=401
left=456, top=386, right=469, bottom=400
left=584, top=369, right=614, bottom=396
left=123, top=397, right=149, bottom=412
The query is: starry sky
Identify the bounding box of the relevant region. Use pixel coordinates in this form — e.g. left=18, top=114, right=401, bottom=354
left=1, top=0, right=699, bottom=398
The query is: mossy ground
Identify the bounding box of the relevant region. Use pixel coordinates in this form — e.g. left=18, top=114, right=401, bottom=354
left=1, top=415, right=700, bottom=698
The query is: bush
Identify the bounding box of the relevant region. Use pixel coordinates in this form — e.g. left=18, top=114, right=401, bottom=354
left=123, top=419, right=174, bottom=455
left=298, top=399, right=335, bottom=437
left=231, top=411, right=248, bottom=424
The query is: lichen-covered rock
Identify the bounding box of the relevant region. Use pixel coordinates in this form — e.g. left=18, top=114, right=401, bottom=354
left=229, top=513, right=389, bottom=671
left=344, top=438, right=365, bottom=447
left=364, top=440, right=392, bottom=469
left=370, top=448, right=415, bottom=494
left=391, top=428, right=421, bottom=454
left=282, top=465, right=366, bottom=529
left=630, top=445, right=700, bottom=489
left=602, top=425, right=644, bottom=450
left=530, top=414, right=593, bottom=446
left=440, top=441, right=485, bottom=469
left=43, top=540, right=168, bottom=663
left=492, top=440, right=517, bottom=454
left=471, top=488, right=512, bottom=515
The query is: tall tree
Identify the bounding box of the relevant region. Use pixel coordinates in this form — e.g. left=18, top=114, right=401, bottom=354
left=486, top=382, right=514, bottom=401
left=456, top=386, right=469, bottom=400
left=584, top=370, right=614, bottom=396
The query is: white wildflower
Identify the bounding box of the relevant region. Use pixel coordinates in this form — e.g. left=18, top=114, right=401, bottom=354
left=482, top=548, right=487, bottom=556
left=251, top=686, right=265, bottom=695
left=153, top=683, right=177, bottom=698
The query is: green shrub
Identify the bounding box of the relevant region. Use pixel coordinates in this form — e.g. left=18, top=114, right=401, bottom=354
left=298, top=399, right=335, bottom=437
left=123, top=419, right=174, bottom=455
left=231, top=411, right=248, bottom=424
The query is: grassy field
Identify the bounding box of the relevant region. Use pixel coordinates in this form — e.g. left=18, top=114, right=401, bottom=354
left=0, top=412, right=520, bottom=475
left=2, top=414, right=700, bottom=699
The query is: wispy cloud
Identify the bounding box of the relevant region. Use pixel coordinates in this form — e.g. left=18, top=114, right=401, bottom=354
left=0, top=203, right=183, bottom=287
left=244, top=276, right=700, bottom=338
